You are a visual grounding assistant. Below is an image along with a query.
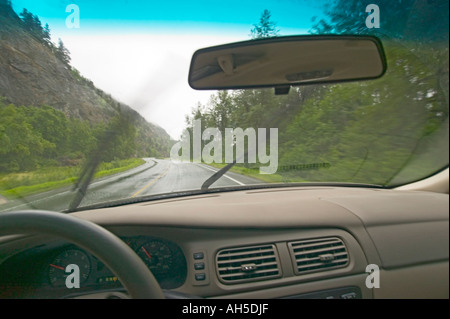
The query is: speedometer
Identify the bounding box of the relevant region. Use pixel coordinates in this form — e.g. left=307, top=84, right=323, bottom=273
left=137, top=240, right=173, bottom=279
left=48, top=249, right=91, bottom=287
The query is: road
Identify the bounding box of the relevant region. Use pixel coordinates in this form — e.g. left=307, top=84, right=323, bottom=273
left=0, top=158, right=263, bottom=212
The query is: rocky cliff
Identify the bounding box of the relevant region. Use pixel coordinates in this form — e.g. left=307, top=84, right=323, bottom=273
left=0, top=2, right=172, bottom=156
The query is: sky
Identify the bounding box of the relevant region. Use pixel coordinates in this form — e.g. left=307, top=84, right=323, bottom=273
left=10, top=0, right=323, bottom=139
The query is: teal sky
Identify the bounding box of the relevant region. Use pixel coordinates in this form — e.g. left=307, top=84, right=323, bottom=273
left=11, top=0, right=324, bottom=36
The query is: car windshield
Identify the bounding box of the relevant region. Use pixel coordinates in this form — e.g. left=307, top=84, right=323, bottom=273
left=0, top=0, right=448, bottom=213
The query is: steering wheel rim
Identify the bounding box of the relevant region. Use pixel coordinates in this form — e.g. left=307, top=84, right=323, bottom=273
left=0, top=210, right=165, bottom=299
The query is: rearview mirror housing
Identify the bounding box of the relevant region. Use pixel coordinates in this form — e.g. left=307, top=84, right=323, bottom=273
left=188, top=35, right=387, bottom=92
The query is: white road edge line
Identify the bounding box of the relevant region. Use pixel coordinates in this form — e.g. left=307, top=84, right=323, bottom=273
left=196, top=163, right=245, bottom=186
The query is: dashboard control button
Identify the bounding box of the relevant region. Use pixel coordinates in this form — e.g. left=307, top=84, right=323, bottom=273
left=194, top=262, right=205, bottom=270
left=195, top=273, right=206, bottom=281
left=193, top=252, right=204, bottom=260
left=341, top=292, right=357, bottom=299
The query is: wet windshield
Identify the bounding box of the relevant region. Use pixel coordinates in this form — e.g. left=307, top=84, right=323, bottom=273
left=0, top=0, right=448, bottom=212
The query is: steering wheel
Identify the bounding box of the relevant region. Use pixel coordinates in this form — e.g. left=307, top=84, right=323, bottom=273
left=0, top=210, right=165, bottom=299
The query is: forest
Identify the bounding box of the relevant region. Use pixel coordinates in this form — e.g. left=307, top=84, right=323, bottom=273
left=0, top=100, right=144, bottom=171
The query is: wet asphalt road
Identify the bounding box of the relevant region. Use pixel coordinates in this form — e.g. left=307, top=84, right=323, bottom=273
left=0, top=158, right=263, bottom=213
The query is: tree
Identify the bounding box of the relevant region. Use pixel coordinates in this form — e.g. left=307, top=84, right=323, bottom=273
left=0, top=0, right=12, bottom=8
left=19, top=8, right=34, bottom=29
left=56, top=38, right=71, bottom=65
left=43, top=23, right=51, bottom=41
left=0, top=102, right=54, bottom=172
left=19, top=8, right=50, bottom=43
left=310, top=0, right=449, bottom=42
left=32, top=14, right=42, bottom=32
left=0, top=0, right=14, bottom=18
left=250, top=9, right=280, bottom=39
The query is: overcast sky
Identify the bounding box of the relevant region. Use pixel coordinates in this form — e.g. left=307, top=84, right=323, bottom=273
left=11, top=0, right=320, bottom=139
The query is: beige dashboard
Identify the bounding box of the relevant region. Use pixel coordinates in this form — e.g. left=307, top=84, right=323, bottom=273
left=0, top=186, right=448, bottom=299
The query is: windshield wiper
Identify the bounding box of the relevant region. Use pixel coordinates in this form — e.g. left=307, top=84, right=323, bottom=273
left=201, top=160, right=237, bottom=191
left=68, top=112, right=134, bottom=212
left=201, top=147, right=253, bottom=190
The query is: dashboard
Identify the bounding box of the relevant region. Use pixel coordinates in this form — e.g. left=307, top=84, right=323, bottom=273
left=0, top=186, right=448, bottom=299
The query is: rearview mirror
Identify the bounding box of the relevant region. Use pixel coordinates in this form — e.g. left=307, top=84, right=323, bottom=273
left=188, top=35, right=387, bottom=93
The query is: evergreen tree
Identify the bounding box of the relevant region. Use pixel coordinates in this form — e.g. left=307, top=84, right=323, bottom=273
left=32, top=14, right=42, bottom=31
left=43, top=23, right=50, bottom=41
left=250, top=9, right=280, bottom=39
left=310, top=0, right=449, bottom=42
left=19, top=8, right=34, bottom=30
left=56, top=38, right=71, bottom=65
left=19, top=8, right=48, bottom=42
left=0, top=0, right=12, bottom=8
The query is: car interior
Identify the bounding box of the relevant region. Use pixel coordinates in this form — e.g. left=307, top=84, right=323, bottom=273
left=0, top=0, right=448, bottom=300
left=0, top=169, right=448, bottom=299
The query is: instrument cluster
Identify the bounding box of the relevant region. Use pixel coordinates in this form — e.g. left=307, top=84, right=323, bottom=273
left=0, top=235, right=187, bottom=297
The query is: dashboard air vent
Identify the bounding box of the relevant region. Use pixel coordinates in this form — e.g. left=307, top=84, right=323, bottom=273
left=288, top=237, right=349, bottom=275
left=216, top=244, right=281, bottom=284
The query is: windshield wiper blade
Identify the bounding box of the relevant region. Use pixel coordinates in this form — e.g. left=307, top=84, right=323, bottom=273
left=201, top=160, right=237, bottom=191
left=68, top=155, right=102, bottom=212
left=201, top=147, right=253, bottom=190
left=68, top=111, right=134, bottom=212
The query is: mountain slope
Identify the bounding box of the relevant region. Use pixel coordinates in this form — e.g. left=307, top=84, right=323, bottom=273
left=0, top=2, right=172, bottom=158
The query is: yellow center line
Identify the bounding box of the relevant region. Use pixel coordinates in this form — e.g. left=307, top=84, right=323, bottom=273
left=130, top=162, right=171, bottom=198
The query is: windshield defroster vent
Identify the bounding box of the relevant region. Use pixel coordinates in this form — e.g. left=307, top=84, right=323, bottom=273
left=288, top=237, right=349, bottom=275
left=216, top=244, right=281, bottom=284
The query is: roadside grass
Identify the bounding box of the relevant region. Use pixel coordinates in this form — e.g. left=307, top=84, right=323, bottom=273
left=0, top=158, right=146, bottom=199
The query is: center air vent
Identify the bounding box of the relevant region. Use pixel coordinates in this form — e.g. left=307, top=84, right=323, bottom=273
left=216, top=244, right=281, bottom=284
left=288, top=237, right=349, bottom=275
